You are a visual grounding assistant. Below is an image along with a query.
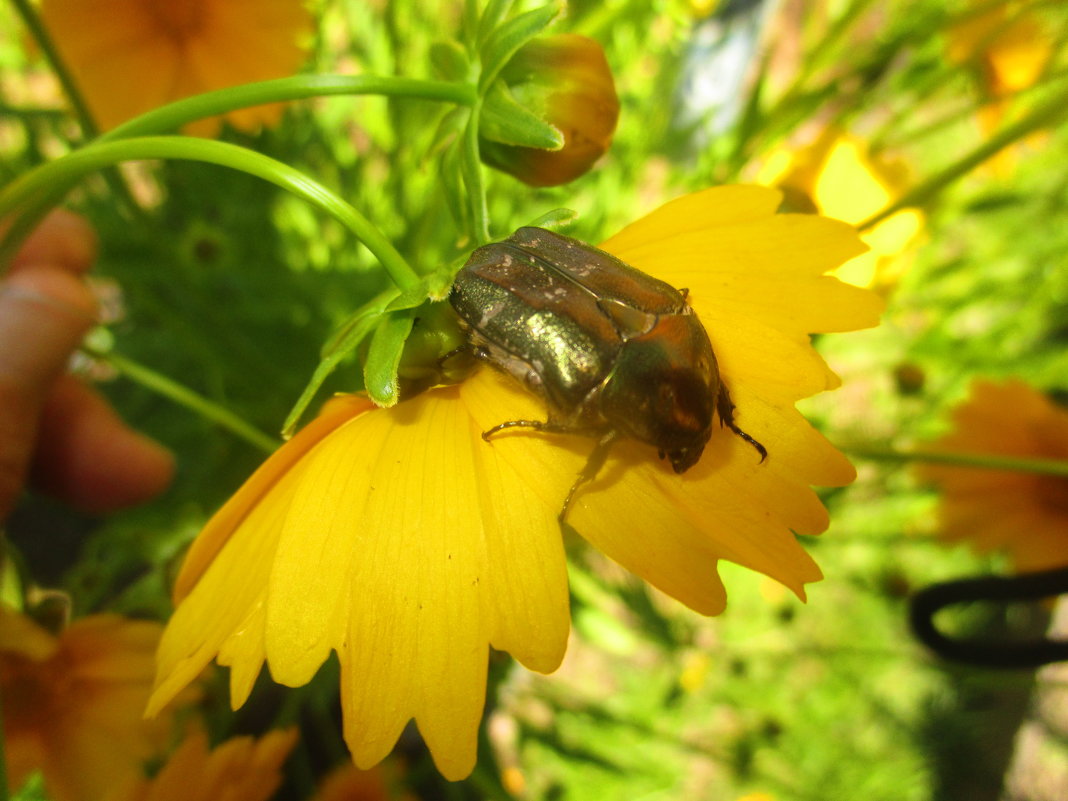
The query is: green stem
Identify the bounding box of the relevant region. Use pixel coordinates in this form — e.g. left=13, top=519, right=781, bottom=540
left=86, top=347, right=279, bottom=454
left=0, top=136, right=420, bottom=290
left=100, top=75, right=476, bottom=141
left=10, top=0, right=99, bottom=138
left=9, top=0, right=149, bottom=223
left=869, top=66, right=1068, bottom=155
left=847, top=447, right=1068, bottom=479
left=0, top=76, right=476, bottom=270
left=856, top=86, right=1068, bottom=232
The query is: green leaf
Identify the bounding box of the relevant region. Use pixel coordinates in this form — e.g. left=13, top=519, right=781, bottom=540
left=381, top=272, right=452, bottom=312
left=440, top=140, right=474, bottom=238
left=430, top=40, right=470, bottom=82
left=281, top=290, right=397, bottom=437
left=477, top=0, right=517, bottom=46
left=384, top=280, right=432, bottom=313
left=478, top=1, right=564, bottom=92
left=525, top=207, right=578, bottom=231
left=479, top=81, right=564, bottom=149
left=363, top=310, right=416, bottom=408
left=321, top=289, right=399, bottom=359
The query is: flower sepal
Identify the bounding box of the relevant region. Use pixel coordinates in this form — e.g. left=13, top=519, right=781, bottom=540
left=478, top=33, right=620, bottom=186
left=477, top=1, right=564, bottom=91
left=360, top=302, right=472, bottom=408
left=429, top=39, right=472, bottom=83
left=479, top=80, right=565, bottom=151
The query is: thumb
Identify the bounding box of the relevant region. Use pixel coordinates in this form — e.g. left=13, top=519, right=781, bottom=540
left=0, top=267, right=97, bottom=518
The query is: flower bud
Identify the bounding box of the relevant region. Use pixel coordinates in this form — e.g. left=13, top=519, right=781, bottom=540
left=480, top=34, right=620, bottom=187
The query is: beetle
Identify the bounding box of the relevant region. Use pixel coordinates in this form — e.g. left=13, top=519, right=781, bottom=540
left=449, top=227, right=765, bottom=519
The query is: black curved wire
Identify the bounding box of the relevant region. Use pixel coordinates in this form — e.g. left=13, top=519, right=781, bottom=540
left=909, top=566, right=1068, bottom=669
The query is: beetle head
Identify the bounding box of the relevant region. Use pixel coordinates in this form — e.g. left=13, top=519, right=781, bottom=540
left=600, top=318, right=718, bottom=473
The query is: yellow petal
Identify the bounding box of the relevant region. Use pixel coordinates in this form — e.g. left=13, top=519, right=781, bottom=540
left=175, top=396, right=373, bottom=601
left=264, top=408, right=388, bottom=687
left=600, top=186, right=784, bottom=255
left=339, top=389, right=487, bottom=779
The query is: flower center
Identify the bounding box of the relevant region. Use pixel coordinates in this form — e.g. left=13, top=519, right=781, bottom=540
left=149, top=0, right=207, bottom=40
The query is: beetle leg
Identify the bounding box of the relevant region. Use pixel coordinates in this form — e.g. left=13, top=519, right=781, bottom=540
left=481, top=418, right=549, bottom=442
left=717, top=384, right=768, bottom=462
left=438, top=344, right=470, bottom=365
left=560, top=430, right=619, bottom=523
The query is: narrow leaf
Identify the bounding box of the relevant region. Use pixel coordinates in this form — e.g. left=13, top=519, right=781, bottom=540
left=363, top=311, right=416, bottom=407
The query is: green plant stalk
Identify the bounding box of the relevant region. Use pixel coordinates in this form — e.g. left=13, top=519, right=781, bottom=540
left=857, top=86, right=1068, bottom=231
left=100, top=75, right=476, bottom=141
left=10, top=0, right=99, bottom=138
left=10, top=0, right=151, bottom=224
left=85, top=347, right=279, bottom=454
left=846, top=447, right=1068, bottom=479
left=0, top=76, right=477, bottom=267
left=0, top=136, right=420, bottom=290
left=869, top=63, right=1068, bottom=155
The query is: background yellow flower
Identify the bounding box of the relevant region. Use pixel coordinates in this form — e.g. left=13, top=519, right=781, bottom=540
left=0, top=609, right=175, bottom=801
left=39, top=0, right=313, bottom=133
left=755, top=130, right=924, bottom=289
left=148, top=186, right=882, bottom=781
left=918, top=379, right=1068, bottom=572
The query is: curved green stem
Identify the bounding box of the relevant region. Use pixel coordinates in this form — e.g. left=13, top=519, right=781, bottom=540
left=0, top=76, right=477, bottom=269
left=100, top=75, right=476, bottom=142
left=847, top=447, right=1068, bottom=479
left=85, top=346, right=278, bottom=454
left=0, top=136, right=420, bottom=290
left=857, top=85, right=1068, bottom=232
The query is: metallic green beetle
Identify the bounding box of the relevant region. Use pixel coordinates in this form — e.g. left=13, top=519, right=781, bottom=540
left=449, top=227, right=765, bottom=518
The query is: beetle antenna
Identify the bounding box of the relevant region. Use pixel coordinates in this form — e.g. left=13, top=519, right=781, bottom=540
left=727, top=422, right=767, bottom=463
left=716, top=384, right=768, bottom=462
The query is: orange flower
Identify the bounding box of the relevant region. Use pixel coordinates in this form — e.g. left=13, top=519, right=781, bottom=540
left=309, top=762, right=413, bottom=801
left=0, top=608, right=174, bottom=801
left=480, top=34, right=620, bottom=186
left=103, top=729, right=297, bottom=801
left=39, top=0, right=313, bottom=133
left=148, top=186, right=882, bottom=779
left=946, top=1, right=1052, bottom=98
left=919, top=379, right=1068, bottom=572
left=945, top=1, right=1054, bottom=172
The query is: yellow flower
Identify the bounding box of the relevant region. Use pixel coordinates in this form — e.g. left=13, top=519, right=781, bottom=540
left=918, top=379, right=1068, bottom=573
left=39, top=0, right=313, bottom=133
left=0, top=608, right=174, bottom=801
left=148, top=186, right=883, bottom=779
left=103, top=729, right=297, bottom=801
left=754, top=130, right=924, bottom=289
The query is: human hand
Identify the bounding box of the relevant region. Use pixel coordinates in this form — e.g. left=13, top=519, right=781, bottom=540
left=0, top=210, right=174, bottom=520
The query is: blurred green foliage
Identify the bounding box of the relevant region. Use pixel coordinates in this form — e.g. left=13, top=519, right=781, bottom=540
left=2, top=0, right=1068, bottom=799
